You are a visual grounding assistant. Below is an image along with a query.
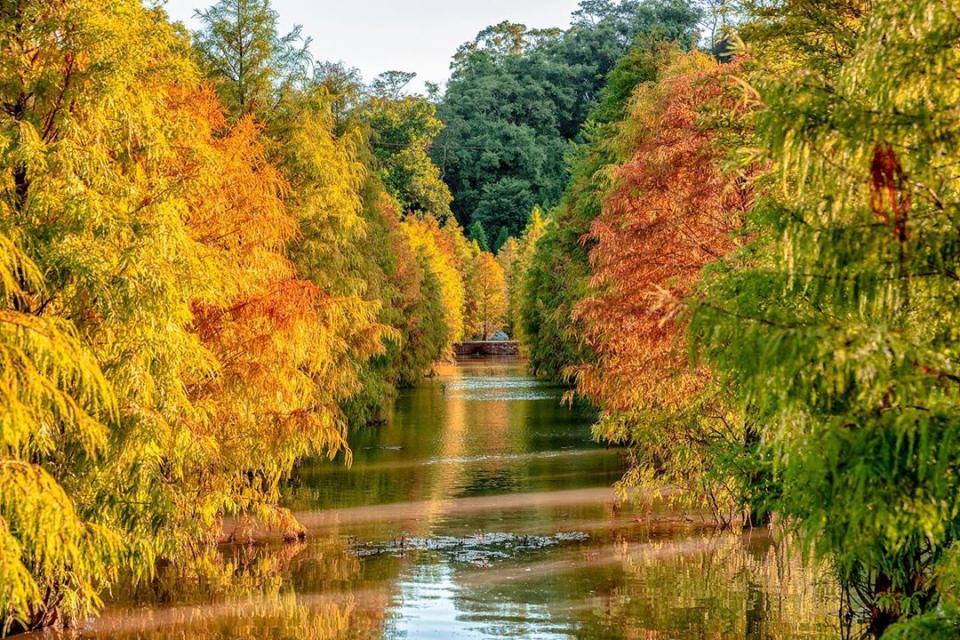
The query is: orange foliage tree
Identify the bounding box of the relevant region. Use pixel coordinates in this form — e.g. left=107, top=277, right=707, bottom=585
left=574, top=53, right=757, bottom=519
left=169, top=85, right=380, bottom=538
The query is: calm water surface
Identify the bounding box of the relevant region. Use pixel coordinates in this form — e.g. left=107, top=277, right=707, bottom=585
left=52, top=359, right=842, bottom=639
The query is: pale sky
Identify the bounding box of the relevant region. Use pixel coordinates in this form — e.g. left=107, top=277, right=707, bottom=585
left=161, top=0, right=584, bottom=92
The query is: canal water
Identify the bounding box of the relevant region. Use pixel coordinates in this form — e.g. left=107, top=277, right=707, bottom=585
left=55, top=359, right=842, bottom=639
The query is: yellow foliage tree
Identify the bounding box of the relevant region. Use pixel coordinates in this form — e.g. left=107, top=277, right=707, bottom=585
left=0, top=1, right=382, bottom=630
left=270, top=89, right=393, bottom=414
left=403, top=217, right=467, bottom=355
left=504, top=207, right=547, bottom=345
left=0, top=0, right=499, bottom=632
left=468, top=252, right=508, bottom=340
left=1, top=0, right=214, bottom=629
left=168, top=85, right=368, bottom=539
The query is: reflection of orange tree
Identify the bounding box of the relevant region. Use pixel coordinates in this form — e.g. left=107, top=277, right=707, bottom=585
left=97, top=539, right=391, bottom=640
left=418, top=367, right=471, bottom=531
left=587, top=532, right=845, bottom=639
left=422, top=366, right=537, bottom=525
left=470, top=392, right=511, bottom=460
left=90, top=593, right=387, bottom=640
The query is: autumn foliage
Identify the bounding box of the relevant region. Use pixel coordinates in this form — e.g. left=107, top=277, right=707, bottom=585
left=576, top=54, right=750, bottom=412
left=517, top=0, right=960, bottom=634
left=178, top=88, right=376, bottom=528
left=466, top=252, right=508, bottom=340
left=0, top=0, right=484, bottom=631
left=23, top=0, right=960, bottom=635
left=565, top=53, right=758, bottom=517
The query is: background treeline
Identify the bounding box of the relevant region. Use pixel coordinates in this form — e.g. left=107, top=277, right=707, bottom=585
left=0, top=0, right=508, bottom=633
left=434, top=0, right=704, bottom=246
left=505, top=0, right=960, bottom=637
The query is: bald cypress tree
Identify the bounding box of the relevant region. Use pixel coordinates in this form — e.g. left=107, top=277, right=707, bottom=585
left=193, top=0, right=312, bottom=118
left=693, top=1, right=960, bottom=634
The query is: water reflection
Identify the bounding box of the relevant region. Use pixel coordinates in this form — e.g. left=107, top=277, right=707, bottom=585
left=40, top=359, right=841, bottom=640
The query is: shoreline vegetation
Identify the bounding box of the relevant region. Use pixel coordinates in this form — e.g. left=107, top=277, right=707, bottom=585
left=3, top=0, right=960, bottom=638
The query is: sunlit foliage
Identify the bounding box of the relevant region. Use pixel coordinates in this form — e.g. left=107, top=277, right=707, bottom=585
left=465, top=252, right=508, bottom=340
left=575, top=53, right=756, bottom=519
left=403, top=216, right=468, bottom=357
left=11, top=0, right=960, bottom=636
left=691, top=0, right=960, bottom=633
left=499, top=208, right=546, bottom=345
left=175, top=86, right=372, bottom=538
left=0, top=233, right=119, bottom=632
left=0, top=0, right=473, bottom=631
left=1, top=0, right=215, bottom=628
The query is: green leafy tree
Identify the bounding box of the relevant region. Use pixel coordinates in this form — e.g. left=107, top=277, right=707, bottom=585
left=193, top=0, right=312, bottom=117
left=312, top=61, right=365, bottom=131
left=342, top=180, right=450, bottom=423
left=692, top=0, right=960, bottom=634
left=371, top=70, right=417, bottom=98
left=494, top=227, right=510, bottom=253
left=472, top=178, right=541, bottom=238
left=364, top=78, right=454, bottom=219
left=434, top=23, right=574, bottom=231
left=468, top=221, right=490, bottom=252
left=434, top=0, right=702, bottom=232
left=560, top=0, right=703, bottom=125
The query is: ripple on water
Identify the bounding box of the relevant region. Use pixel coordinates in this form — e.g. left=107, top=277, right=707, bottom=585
left=441, top=376, right=564, bottom=402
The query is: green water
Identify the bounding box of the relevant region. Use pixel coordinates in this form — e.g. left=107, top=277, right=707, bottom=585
left=51, top=359, right=842, bottom=639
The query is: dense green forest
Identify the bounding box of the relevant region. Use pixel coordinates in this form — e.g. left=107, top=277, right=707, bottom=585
left=434, top=0, right=702, bottom=243
left=3, top=0, right=960, bottom=638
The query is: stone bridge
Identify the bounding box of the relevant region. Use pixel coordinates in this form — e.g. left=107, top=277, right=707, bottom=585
left=453, top=341, right=520, bottom=357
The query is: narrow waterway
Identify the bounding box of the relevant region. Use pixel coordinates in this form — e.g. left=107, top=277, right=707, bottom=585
left=54, top=359, right=841, bottom=639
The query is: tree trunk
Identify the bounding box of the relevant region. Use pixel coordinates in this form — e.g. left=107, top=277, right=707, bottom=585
left=869, top=572, right=900, bottom=638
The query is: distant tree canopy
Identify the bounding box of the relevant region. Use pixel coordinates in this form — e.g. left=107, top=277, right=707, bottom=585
left=364, top=73, right=454, bottom=220
left=433, top=0, right=702, bottom=239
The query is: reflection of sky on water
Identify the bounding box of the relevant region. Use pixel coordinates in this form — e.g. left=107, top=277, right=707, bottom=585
left=441, top=374, right=562, bottom=402
left=387, top=563, right=571, bottom=640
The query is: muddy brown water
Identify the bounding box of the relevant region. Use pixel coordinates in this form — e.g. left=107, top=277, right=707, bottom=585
left=39, top=359, right=842, bottom=639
